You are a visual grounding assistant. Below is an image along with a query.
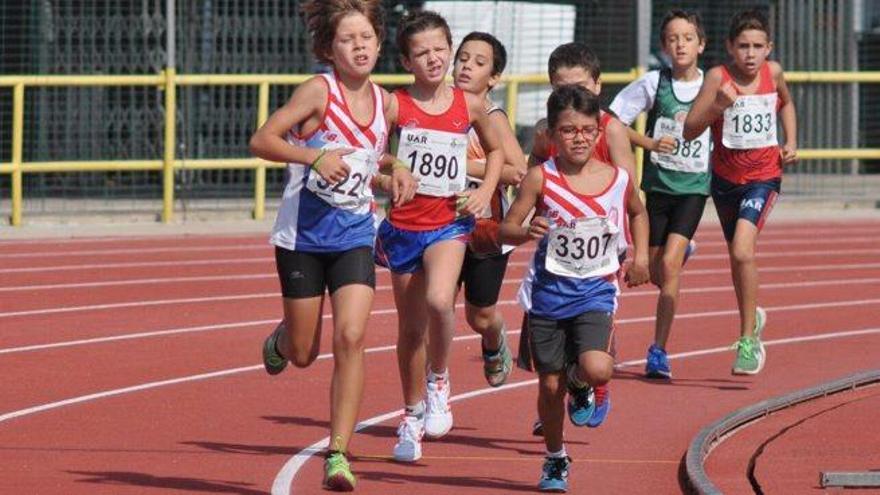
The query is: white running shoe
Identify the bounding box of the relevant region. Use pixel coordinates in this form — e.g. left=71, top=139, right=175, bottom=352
left=424, top=375, right=453, bottom=438
left=392, top=414, right=424, bottom=462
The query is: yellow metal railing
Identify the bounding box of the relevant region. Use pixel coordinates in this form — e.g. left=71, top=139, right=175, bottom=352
left=2, top=70, right=880, bottom=226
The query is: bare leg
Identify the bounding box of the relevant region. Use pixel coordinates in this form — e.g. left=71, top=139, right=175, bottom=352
left=728, top=219, right=760, bottom=337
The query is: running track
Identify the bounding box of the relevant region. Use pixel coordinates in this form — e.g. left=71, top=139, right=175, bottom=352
left=2, top=219, right=879, bottom=494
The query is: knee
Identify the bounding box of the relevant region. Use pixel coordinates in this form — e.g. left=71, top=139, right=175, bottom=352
left=425, top=290, right=455, bottom=317
left=581, top=362, right=613, bottom=386
left=730, top=245, right=755, bottom=266
left=660, top=254, right=681, bottom=280
left=334, top=326, right=365, bottom=354
left=289, top=348, right=318, bottom=368
left=539, top=373, right=566, bottom=400
left=465, top=306, right=495, bottom=333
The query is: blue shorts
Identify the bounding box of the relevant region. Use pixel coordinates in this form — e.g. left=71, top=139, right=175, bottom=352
left=711, top=175, right=780, bottom=242
left=375, top=216, right=474, bottom=274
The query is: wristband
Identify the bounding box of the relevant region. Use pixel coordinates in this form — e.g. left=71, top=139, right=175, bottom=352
left=391, top=158, right=410, bottom=171
left=311, top=149, right=328, bottom=171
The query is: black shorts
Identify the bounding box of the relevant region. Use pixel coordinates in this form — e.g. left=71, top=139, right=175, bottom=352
left=275, top=246, right=375, bottom=299
left=521, top=311, right=614, bottom=374
left=458, top=250, right=510, bottom=308
left=645, top=191, right=707, bottom=247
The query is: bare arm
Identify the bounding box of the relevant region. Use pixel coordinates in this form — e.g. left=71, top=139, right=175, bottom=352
left=499, top=166, right=546, bottom=245
left=683, top=67, right=727, bottom=141
left=623, top=178, right=649, bottom=287
left=528, top=118, right=551, bottom=167
left=605, top=117, right=636, bottom=178
left=467, top=110, right=528, bottom=186
left=462, top=92, right=504, bottom=215
left=772, top=62, right=798, bottom=165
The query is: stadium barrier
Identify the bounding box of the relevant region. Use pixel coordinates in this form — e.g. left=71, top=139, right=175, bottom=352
left=2, top=70, right=880, bottom=226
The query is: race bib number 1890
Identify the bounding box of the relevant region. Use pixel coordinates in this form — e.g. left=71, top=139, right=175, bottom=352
left=545, top=217, right=620, bottom=279
left=397, top=127, right=467, bottom=197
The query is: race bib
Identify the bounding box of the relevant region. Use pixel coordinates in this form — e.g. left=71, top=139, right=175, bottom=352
left=306, top=146, right=378, bottom=211
left=722, top=94, right=778, bottom=149
left=545, top=217, right=620, bottom=279
left=397, top=127, right=467, bottom=197
left=650, top=117, right=711, bottom=173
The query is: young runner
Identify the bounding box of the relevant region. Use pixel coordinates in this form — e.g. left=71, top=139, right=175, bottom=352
left=374, top=11, right=505, bottom=462
left=453, top=31, right=527, bottom=387
left=609, top=9, right=709, bottom=379
left=249, top=1, right=416, bottom=490
left=528, top=42, right=636, bottom=435
left=501, top=84, right=649, bottom=492
left=684, top=8, right=798, bottom=375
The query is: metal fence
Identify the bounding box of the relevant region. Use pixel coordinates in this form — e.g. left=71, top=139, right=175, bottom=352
left=1, top=0, right=879, bottom=225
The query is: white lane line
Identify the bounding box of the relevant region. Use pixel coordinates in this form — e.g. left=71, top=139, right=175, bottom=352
left=272, top=326, right=880, bottom=494
left=4, top=274, right=880, bottom=320
left=2, top=234, right=878, bottom=275
left=0, top=258, right=274, bottom=275
left=0, top=244, right=268, bottom=259
left=4, top=276, right=880, bottom=353
left=0, top=273, right=275, bottom=293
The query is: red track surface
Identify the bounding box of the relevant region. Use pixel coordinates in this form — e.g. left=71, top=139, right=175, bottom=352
left=1, top=219, right=879, bottom=494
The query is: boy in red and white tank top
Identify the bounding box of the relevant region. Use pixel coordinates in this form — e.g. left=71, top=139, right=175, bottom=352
left=375, top=11, right=505, bottom=464
left=684, top=9, right=798, bottom=376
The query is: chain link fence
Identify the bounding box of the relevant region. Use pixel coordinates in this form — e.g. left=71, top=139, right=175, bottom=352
left=0, top=0, right=878, bottom=220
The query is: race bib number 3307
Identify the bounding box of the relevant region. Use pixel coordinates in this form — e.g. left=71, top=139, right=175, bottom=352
left=545, top=217, right=620, bottom=279
left=397, top=127, right=467, bottom=197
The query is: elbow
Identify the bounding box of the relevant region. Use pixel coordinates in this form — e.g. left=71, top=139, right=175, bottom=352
left=248, top=133, right=262, bottom=157
left=681, top=125, right=697, bottom=142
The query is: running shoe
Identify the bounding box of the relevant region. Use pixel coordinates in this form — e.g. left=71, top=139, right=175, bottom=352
left=262, top=322, right=287, bottom=375
left=586, top=385, right=611, bottom=428
left=392, top=414, right=424, bottom=462
left=483, top=328, right=513, bottom=387
left=425, top=375, right=453, bottom=438
left=683, top=239, right=697, bottom=265
left=532, top=419, right=544, bottom=437
left=566, top=366, right=595, bottom=427
left=323, top=451, right=356, bottom=492
left=538, top=455, right=572, bottom=493
left=645, top=344, right=672, bottom=379
left=732, top=335, right=765, bottom=375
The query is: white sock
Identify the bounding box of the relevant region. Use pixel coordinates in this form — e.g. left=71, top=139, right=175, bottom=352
left=547, top=446, right=568, bottom=459
left=427, top=368, right=449, bottom=383
left=405, top=401, right=425, bottom=418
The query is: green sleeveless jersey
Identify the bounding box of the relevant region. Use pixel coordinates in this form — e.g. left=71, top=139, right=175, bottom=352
left=643, top=68, right=711, bottom=196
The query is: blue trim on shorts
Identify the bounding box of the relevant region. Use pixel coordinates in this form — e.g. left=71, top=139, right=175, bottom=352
left=375, top=216, right=475, bottom=274
left=711, top=175, right=781, bottom=242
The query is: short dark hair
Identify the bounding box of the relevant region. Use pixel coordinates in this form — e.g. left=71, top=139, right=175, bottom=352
left=728, top=9, right=771, bottom=42
left=548, top=42, right=600, bottom=81
left=396, top=10, right=452, bottom=58
left=659, top=9, right=706, bottom=44
left=547, top=84, right=601, bottom=130
left=455, top=31, right=508, bottom=76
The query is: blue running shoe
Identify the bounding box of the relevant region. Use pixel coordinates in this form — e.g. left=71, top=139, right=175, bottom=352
left=566, top=385, right=595, bottom=427
left=538, top=456, right=571, bottom=493
left=645, top=344, right=672, bottom=379
left=586, top=385, right=610, bottom=428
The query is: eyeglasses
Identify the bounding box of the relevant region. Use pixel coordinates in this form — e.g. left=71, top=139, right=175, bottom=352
left=556, top=125, right=600, bottom=141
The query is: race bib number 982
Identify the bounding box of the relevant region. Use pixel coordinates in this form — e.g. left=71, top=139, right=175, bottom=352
left=650, top=117, right=710, bottom=173
left=397, top=127, right=467, bottom=197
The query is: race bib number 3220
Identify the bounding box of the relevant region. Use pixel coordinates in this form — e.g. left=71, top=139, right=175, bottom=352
left=396, top=127, right=467, bottom=197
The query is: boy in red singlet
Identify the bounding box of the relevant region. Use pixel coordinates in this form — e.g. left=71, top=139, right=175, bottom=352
left=684, top=9, right=798, bottom=375
left=375, top=10, right=505, bottom=463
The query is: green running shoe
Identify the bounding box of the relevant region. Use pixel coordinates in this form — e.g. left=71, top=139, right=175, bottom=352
left=732, top=336, right=765, bottom=375
left=483, top=327, right=513, bottom=387
left=262, top=323, right=287, bottom=375
left=323, top=451, right=356, bottom=492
